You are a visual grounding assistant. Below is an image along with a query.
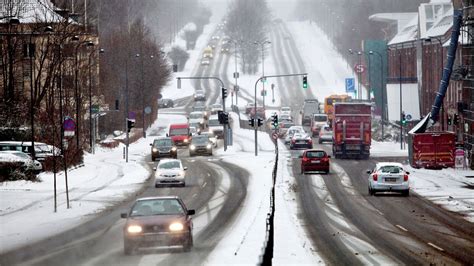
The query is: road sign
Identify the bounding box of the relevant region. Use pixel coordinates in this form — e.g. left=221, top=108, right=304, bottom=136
left=405, top=114, right=412, bottom=121
left=128, top=112, right=136, bottom=120
left=272, top=132, right=278, bottom=140
left=144, top=106, right=152, bottom=114
left=345, top=78, right=355, bottom=93
left=91, top=105, right=100, bottom=114
left=233, top=72, right=239, bottom=79
left=234, top=85, right=239, bottom=92
left=354, top=64, right=366, bottom=73
left=455, top=148, right=465, bottom=168
left=63, top=117, right=76, bottom=131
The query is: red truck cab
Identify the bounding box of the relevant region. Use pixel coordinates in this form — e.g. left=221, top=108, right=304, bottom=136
left=169, top=124, right=191, bottom=146
left=332, top=102, right=371, bottom=159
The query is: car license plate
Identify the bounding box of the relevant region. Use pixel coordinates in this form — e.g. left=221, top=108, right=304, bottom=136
left=312, top=160, right=320, bottom=163
left=145, top=235, right=163, bottom=242
left=297, top=141, right=305, bottom=144
left=385, top=177, right=397, bottom=182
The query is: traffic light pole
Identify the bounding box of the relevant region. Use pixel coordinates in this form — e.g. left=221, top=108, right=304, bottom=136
left=253, top=73, right=308, bottom=156
left=177, top=76, right=227, bottom=151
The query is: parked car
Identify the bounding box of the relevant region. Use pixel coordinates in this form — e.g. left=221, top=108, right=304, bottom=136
left=300, top=149, right=330, bottom=174
left=154, top=159, right=187, bottom=187
left=121, top=196, right=195, bottom=255
left=194, top=89, right=206, bottom=101
left=290, top=133, right=313, bottom=150
left=150, top=137, right=177, bottom=161
left=318, top=125, right=333, bottom=144
left=0, top=151, right=43, bottom=174
left=189, top=135, right=213, bottom=156
left=367, top=162, right=410, bottom=196
left=284, top=126, right=305, bottom=144
left=158, top=98, right=174, bottom=108
left=0, top=141, right=59, bottom=163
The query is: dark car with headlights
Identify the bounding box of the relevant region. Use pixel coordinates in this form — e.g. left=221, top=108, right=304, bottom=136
left=158, top=98, right=174, bottom=108
left=150, top=137, right=177, bottom=161
left=189, top=134, right=213, bottom=156
left=121, top=196, right=195, bottom=255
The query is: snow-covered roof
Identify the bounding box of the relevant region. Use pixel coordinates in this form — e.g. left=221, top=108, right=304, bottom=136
left=0, top=0, right=65, bottom=24
left=369, top=13, right=418, bottom=32
left=419, top=1, right=453, bottom=39
left=388, top=14, right=419, bottom=45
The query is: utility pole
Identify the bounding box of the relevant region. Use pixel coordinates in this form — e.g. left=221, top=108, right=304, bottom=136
left=125, top=57, right=130, bottom=162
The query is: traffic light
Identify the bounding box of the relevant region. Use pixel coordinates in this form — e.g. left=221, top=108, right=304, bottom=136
left=272, top=114, right=278, bottom=128
left=257, top=118, right=263, bottom=127
left=222, top=87, right=227, bottom=99
left=447, top=115, right=452, bottom=126
left=218, top=111, right=224, bottom=124
left=453, top=114, right=459, bottom=125
left=302, top=75, right=308, bottom=89
left=401, top=112, right=407, bottom=125
left=222, top=112, right=229, bottom=124
left=249, top=118, right=255, bottom=127
left=127, top=119, right=135, bottom=133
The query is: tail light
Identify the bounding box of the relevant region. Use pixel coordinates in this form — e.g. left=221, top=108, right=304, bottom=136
left=302, top=157, right=309, bottom=163
left=291, top=139, right=296, bottom=144
left=404, top=174, right=409, bottom=181
left=322, top=157, right=329, bottom=162
left=373, top=174, right=378, bottom=181
left=308, top=139, right=313, bottom=144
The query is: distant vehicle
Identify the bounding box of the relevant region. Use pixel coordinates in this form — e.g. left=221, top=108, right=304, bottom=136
left=300, top=149, right=330, bottom=174
left=367, top=162, right=410, bottom=196
left=158, top=98, right=174, bottom=108
left=150, top=137, right=177, bottom=161
left=121, top=196, right=195, bottom=254
left=280, top=106, right=291, bottom=113
left=310, top=113, right=328, bottom=137
left=194, top=90, right=206, bottom=101
left=192, top=102, right=208, bottom=118
left=211, top=35, right=220, bottom=40
left=189, top=126, right=199, bottom=136
left=154, top=159, right=187, bottom=187
left=324, top=94, right=351, bottom=124
left=284, top=126, right=305, bottom=144
left=0, top=141, right=59, bottom=163
left=208, top=115, right=223, bottom=138
left=188, top=111, right=207, bottom=129
left=332, top=102, right=371, bottom=159
left=202, top=46, right=213, bottom=59
left=301, top=99, right=320, bottom=126
left=290, top=133, right=313, bottom=150
left=210, top=103, right=223, bottom=115
left=318, top=125, right=333, bottom=144
left=0, top=151, right=43, bottom=174
left=279, top=113, right=292, bottom=122
left=408, top=132, right=456, bottom=169
left=189, top=134, right=213, bottom=156
left=221, top=44, right=231, bottom=53
left=201, top=59, right=210, bottom=65
left=168, top=124, right=191, bottom=146
left=278, top=120, right=295, bottom=137
left=200, top=131, right=218, bottom=147
left=245, top=103, right=255, bottom=115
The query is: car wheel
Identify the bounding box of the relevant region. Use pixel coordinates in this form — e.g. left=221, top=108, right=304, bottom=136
left=124, top=240, right=134, bottom=255
left=402, top=190, right=409, bottom=197
left=182, top=182, right=186, bottom=187
left=155, top=183, right=159, bottom=188
left=183, top=232, right=193, bottom=252
left=325, top=170, right=329, bottom=174
left=318, top=139, right=322, bottom=144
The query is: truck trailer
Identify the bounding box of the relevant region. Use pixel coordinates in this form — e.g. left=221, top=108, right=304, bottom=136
left=332, top=102, right=371, bottom=159
left=408, top=132, right=455, bottom=169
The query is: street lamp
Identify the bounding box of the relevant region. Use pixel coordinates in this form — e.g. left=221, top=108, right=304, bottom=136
left=369, top=50, right=385, bottom=141
left=388, top=46, right=404, bottom=149
left=231, top=40, right=242, bottom=106
left=85, top=41, right=95, bottom=153
left=254, top=40, right=271, bottom=108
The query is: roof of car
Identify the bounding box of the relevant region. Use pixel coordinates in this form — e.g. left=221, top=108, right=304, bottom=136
left=158, top=158, right=181, bottom=164
left=153, top=136, right=172, bottom=140
left=169, top=123, right=189, bottom=128
left=136, top=196, right=180, bottom=202
left=376, top=162, right=404, bottom=168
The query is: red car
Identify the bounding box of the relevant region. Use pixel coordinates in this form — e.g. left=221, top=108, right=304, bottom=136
left=300, top=149, right=331, bottom=174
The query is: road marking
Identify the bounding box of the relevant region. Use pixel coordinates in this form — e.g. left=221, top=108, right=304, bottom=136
left=375, top=209, right=384, bottom=216
left=396, top=225, right=408, bottom=232
left=192, top=193, right=198, bottom=198
left=202, top=182, right=207, bottom=188
left=207, top=173, right=211, bottom=177
left=428, top=242, right=444, bottom=251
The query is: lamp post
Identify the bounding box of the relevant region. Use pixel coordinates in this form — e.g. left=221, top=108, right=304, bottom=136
left=231, top=40, right=241, bottom=106
left=135, top=53, right=146, bottom=138
left=86, top=41, right=94, bottom=153
left=254, top=41, right=271, bottom=108
left=369, top=50, right=385, bottom=141
left=426, top=36, right=445, bottom=130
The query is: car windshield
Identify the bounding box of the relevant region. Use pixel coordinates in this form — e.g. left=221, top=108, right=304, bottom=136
left=306, top=151, right=326, bottom=158
left=208, top=119, right=220, bottom=126
left=130, top=199, right=185, bottom=216
left=192, top=136, right=209, bottom=144
left=169, top=128, right=188, bottom=136
left=158, top=161, right=181, bottom=169
left=282, top=123, right=294, bottom=128
left=189, top=113, right=203, bottom=119
left=379, top=165, right=402, bottom=174
left=154, top=139, right=172, bottom=147
left=313, top=115, right=327, bottom=122
left=281, top=107, right=290, bottom=112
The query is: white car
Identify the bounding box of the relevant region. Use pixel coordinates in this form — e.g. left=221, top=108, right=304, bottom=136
left=0, top=151, right=43, bottom=174
left=367, top=162, right=410, bottom=196
left=188, top=111, right=206, bottom=129
left=280, top=106, right=291, bottom=114
left=154, top=159, right=187, bottom=187
left=318, top=125, right=333, bottom=143
left=284, top=126, right=305, bottom=144
left=208, top=115, right=223, bottom=138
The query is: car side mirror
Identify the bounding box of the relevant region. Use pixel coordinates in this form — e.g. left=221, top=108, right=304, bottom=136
left=153, top=167, right=157, bottom=171
left=406, top=171, right=410, bottom=175
left=120, top=212, right=128, bottom=218
left=327, top=155, right=331, bottom=158
left=187, top=209, right=196, bottom=215
left=184, top=166, right=188, bottom=170
left=366, top=170, right=372, bottom=174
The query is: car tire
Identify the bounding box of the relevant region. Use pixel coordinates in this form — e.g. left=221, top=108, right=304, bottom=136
left=318, top=139, right=322, bottom=144
left=182, top=182, right=186, bottom=187
left=325, top=170, right=329, bottom=174
left=402, top=190, right=409, bottom=197
left=183, top=232, right=193, bottom=252
left=155, top=183, right=159, bottom=188
left=124, top=241, right=134, bottom=255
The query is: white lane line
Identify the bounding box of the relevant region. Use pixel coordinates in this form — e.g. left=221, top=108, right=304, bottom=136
left=396, top=225, right=408, bottom=232
left=428, top=242, right=444, bottom=252
left=202, top=182, right=207, bottom=188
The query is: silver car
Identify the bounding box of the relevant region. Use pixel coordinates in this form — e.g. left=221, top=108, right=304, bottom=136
left=318, top=125, right=333, bottom=144
left=284, top=126, right=305, bottom=144
left=367, top=162, right=410, bottom=196
left=154, top=159, right=187, bottom=187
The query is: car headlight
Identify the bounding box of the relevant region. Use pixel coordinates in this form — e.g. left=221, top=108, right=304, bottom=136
left=171, top=147, right=177, bottom=151
left=184, top=138, right=189, bottom=143
left=209, top=128, right=214, bottom=133
left=207, top=144, right=212, bottom=149
left=190, top=145, right=196, bottom=150
left=152, top=148, right=158, bottom=152
left=127, top=225, right=143, bottom=234
left=169, top=222, right=184, bottom=231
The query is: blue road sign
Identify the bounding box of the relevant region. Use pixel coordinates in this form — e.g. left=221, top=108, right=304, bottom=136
left=345, top=78, right=355, bottom=93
